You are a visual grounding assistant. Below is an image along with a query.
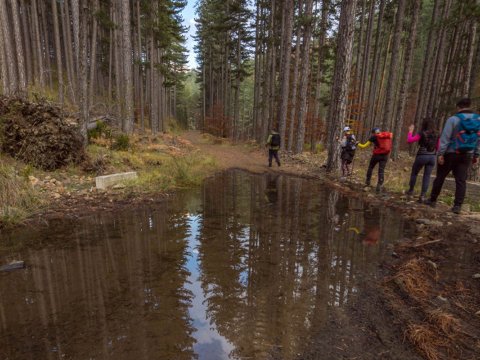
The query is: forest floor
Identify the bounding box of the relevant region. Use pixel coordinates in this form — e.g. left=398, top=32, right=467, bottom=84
left=1, top=130, right=480, bottom=359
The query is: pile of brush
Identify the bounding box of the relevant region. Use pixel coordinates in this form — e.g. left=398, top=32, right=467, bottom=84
left=0, top=96, right=85, bottom=171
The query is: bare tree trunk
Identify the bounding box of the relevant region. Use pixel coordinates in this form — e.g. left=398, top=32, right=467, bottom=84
left=31, top=0, right=44, bottom=87
left=0, top=0, right=18, bottom=93
left=310, top=0, right=330, bottom=151
left=78, top=1, right=89, bottom=145
left=326, top=0, right=358, bottom=174
left=365, top=0, right=386, bottom=138
left=10, top=0, right=26, bottom=93
left=0, top=21, right=9, bottom=93
left=136, top=0, right=145, bottom=132
left=122, top=0, right=134, bottom=132
left=277, top=0, right=294, bottom=150
left=71, top=0, right=80, bottom=68
left=51, top=0, right=64, bottom=105
left=358, top=0, right=375, bottom=129
left=287, top=0, right=303, bottom=152
left=295, top=0, right=314, bottom=154
left=61, top=0, right=76, bottom=101
left=392, top=0, right=421, bottom=159
left=413, top=0, right=442, bottom=127
left=381, top=0, right=406, bottom=130
left=89, top=0, right=99, bottom=111
left=20, top=0, right=32, bottom=84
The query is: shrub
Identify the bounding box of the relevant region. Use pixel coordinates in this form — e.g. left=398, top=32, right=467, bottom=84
left=112, top=134, right=130, bottom=151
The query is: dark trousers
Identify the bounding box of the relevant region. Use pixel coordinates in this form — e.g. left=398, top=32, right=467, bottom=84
left=409, top=154, right=436, bottom=195
left=430, top=153, right=472, bottom=206
left=268, top=149, right=280, bottom=166
left=366, top=154, right=388, bottom=186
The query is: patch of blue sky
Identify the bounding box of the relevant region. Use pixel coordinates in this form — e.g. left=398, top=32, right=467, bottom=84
left=182, top=0, right=198, bottom=69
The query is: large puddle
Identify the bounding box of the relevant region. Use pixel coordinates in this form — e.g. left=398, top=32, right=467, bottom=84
left=0, top=170, right=406, bottom=359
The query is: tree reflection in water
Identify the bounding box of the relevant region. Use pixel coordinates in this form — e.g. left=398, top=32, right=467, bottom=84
left=0, top=170, right=404, bottom=360
left=195, top=170, right=404, bottom=359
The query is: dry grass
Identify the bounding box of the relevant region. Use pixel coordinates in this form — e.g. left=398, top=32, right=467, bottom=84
left=405, top=323, right=447, bottom=360
left=0, top=161, right=44, bottom=226
left=427, top=309, right=462, bottom=337
left=395, top=258, right=436, bottom=300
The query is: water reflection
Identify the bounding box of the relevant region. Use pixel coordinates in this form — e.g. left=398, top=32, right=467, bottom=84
left=0, top=170, right=404, bottom=359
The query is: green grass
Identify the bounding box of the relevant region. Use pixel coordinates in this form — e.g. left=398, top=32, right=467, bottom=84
left=0, top=162, right=44, bottom=227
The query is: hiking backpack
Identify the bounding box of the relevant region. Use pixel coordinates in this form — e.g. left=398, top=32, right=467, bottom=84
left=373, top=132, right=393, bottom=155
left=271, top=133, right=281, bottom=147
left=345, top=134, right=356, bottom=151
left=420, top=130, right=438, bottom=153
left=452, top=113, right=480, bottom=153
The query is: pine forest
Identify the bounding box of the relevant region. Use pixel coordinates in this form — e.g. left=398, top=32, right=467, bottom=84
left=0, top=0, right=479, bottom=173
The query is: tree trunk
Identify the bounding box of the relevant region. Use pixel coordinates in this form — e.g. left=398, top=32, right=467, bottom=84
left=78, top=1, right=89, bottom=146
left=364, top=0, right=386, bottom=138
left=413, top=0, right=442, bottom=127
left=31, top=0, right=44, bottom=87
left=326, top=0, right=357, bottom=174
left=51, top=0, right=64, bottom=105
left=10, top=0, right=26, bottom=93
left=381, top=0, right=406, bottom=130
left=310, top=0, right=330, bottom=151
left=0, top=0, right=18, bottom=93
left=89, top=0, right=99, bottom=111
left=277, top=0, right=294, bottom=150
left=0, top=19, right=9, bottom=93
left=121, top=0, right=134, bottom=132
left=60, top=0, right=76, bottom=101
left=295, top=0, right=314, bottom=154
left=287, top=0, right=303, bottom=152
left=392, top=0, right=421, bottom=159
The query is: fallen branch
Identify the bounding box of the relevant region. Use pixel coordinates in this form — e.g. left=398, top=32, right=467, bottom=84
left=413, top=239, right=442, bottom=248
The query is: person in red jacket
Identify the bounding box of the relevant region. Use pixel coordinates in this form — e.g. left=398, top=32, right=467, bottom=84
left=358, top=127, right=393, bottom=192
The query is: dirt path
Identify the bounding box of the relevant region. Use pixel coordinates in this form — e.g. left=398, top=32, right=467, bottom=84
left=182, top=130, right=311, bottom=175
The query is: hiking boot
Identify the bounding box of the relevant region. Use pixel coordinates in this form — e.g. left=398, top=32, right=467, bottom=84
left=406, top=190, right=414, bottom=196
left=418, top=195, right=426, bottom=204
left=452, top=205, right=461, bottom=214
left=376, top=184, right=384, bottom=193
left=424, top=199, right=436, bottom=208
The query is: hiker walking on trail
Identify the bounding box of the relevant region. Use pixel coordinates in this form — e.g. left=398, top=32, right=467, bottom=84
left=426, top=98, right=480, bottom=214
left=357, top=128, right=393, bottom=192
left=266, top=129, right=281, bottom=167
left=406, top=119, right=439, bottom=203
left=340, top=126, right=357, bottom=178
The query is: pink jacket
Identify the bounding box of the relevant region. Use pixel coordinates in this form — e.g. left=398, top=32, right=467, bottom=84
left=407, top=132, right=439, bottom=151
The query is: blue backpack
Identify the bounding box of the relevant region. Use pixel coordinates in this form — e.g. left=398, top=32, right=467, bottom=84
left=452, top=113, right=480, bottom=153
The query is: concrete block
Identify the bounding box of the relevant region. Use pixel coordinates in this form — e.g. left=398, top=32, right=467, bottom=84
left=95, top=172, right=137, bottom=189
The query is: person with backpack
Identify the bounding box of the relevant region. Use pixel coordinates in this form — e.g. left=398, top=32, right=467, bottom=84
left=406, top=119, right=439, bottom=202
left=357, top=127, right=393, bottom=192
left=426, top=98, right=480, bottom=214
left=340, top=126, right=357, bottom=177
left=266, top=129, right=281, bottom=167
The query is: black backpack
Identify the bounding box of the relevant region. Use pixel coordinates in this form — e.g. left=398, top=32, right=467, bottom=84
left=345, top=135, right=356, bottom=151
left=420, top=130, right=437, bottom=152
left=271, top=133, right=281, bottom=147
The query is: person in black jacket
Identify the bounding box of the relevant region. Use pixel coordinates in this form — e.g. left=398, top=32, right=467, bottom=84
left=406, top=119, right=439, bottom=203
left=265, top=129, right=281, bottom=167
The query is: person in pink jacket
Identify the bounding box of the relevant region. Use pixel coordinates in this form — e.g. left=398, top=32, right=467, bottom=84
left=406, top=119, right=439, bottom=202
